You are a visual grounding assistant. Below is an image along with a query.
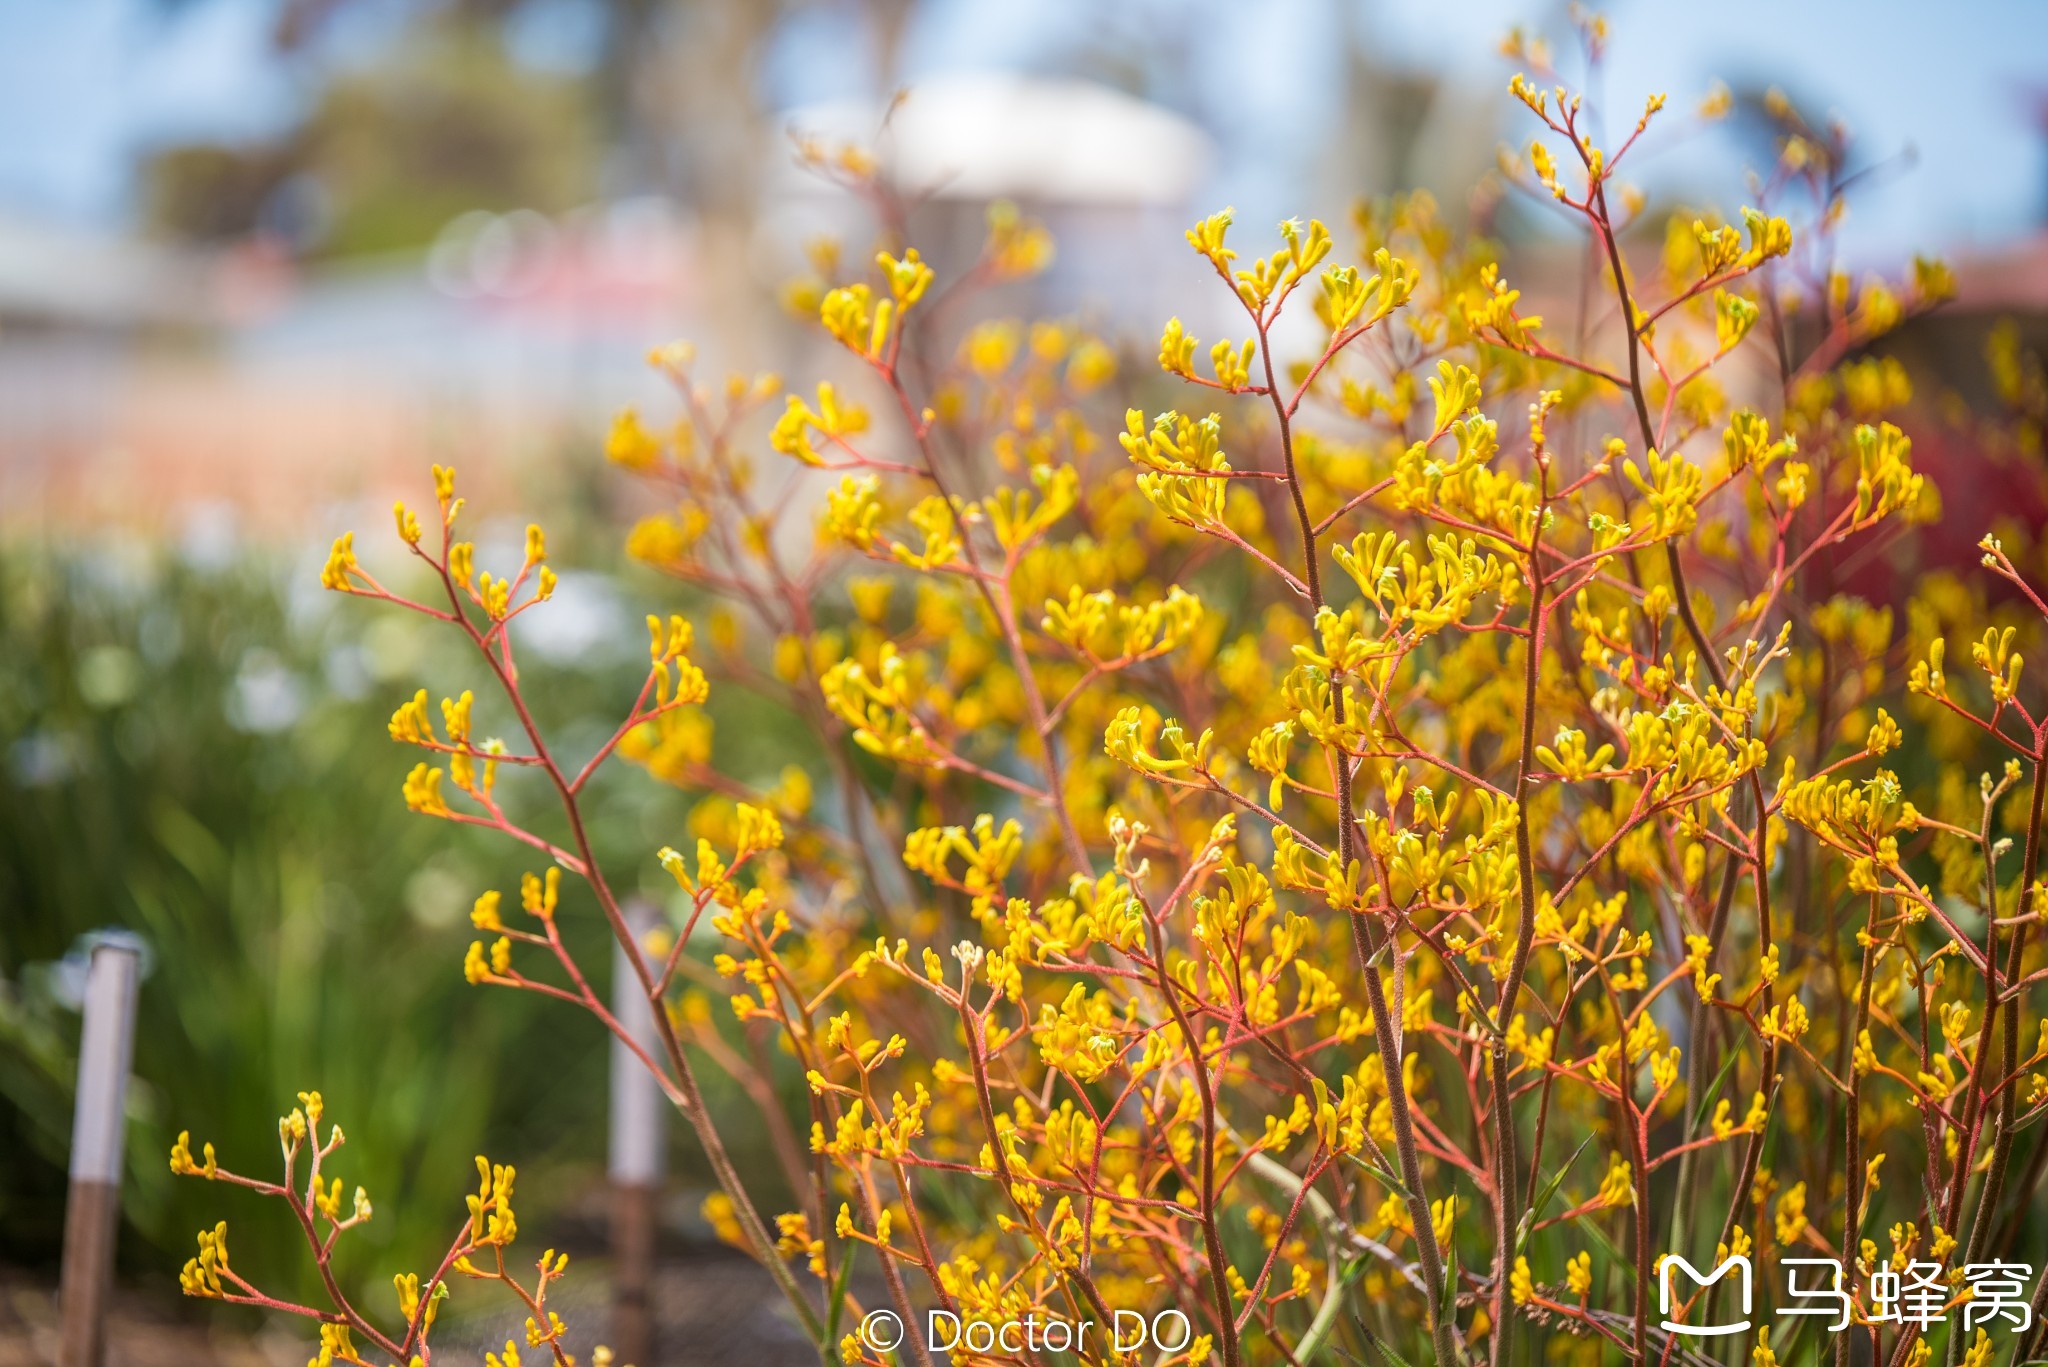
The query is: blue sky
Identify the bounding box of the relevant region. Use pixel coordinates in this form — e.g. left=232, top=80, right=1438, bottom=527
left=3, top=0, right=2045, bottom=263
left=1363, top=0, right=2048, bottom=258
left=0, top=0, right=293, bottom=223
left=876, top=0, right=2048, bottom=260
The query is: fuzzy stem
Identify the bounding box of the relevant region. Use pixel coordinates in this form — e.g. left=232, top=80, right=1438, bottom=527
left=1490, top=463, right=1550, bottom=1367
left=1961, top=754, right=2046, bottom=1266
left=443, top=576, right=828, bottom=1352
left=1256, top=310, right=1459, bottom=1367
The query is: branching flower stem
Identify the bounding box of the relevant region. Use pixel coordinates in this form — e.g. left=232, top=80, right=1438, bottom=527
left=425, top=541, right=830, bottom=1353
left=1254, top=307, right=1460, bottom=1367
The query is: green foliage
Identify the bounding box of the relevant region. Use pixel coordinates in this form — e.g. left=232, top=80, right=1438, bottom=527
left=0, top=542, right=698, bottom=1301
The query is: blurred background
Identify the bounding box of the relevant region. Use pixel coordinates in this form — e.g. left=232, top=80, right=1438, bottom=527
left=3, top=0, right=2047, bottom=1361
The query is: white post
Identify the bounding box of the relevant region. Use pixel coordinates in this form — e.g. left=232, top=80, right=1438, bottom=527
left=610, top=901, right=664, bottom=1363
left=610, top=901, right=667, bottom=1185
left=60, top=934, right=144, bottom=1367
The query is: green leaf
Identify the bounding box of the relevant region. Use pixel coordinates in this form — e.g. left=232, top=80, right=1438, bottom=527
left=1518, top=1134, right=1595, bottom=1255
left=1574, top=1211, right=1636, bottom=1288
left=1440, top=1214, right=1461, bottom=1331
left=1343, top=1151, right=1413, bottom=1202
left=1296, top=1252, right=1372, bottom=1364
left=823, top=1238, right=859, bottom=1340
left=1351, top=1318, right=1422, bottom=1367
left=1688, top=1046, right=1744, bottom=1135
left=1770, top=1308, right=1816, bottom=1365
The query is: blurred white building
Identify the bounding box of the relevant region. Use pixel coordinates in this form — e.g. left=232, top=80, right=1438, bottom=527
left=776, top=72, right=1219, bottom=329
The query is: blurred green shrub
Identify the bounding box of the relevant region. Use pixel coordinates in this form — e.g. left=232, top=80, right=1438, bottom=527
left=0, top=530, right=771, bottom=1307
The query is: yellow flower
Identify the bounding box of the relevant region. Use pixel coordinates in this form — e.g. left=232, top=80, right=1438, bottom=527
left=1565, top=1250, right=1592, bottom=1300
left=605, top=408, right=663, bottom=469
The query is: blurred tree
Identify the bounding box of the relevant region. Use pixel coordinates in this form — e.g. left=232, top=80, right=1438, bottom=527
left=141, top=142, right=299, bottom=246
left=142, top=10, right=598, bottom=256
left=307, top=16, right=597, bottom=255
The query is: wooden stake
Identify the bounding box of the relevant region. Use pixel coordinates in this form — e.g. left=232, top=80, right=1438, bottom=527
left=59, top=935, right=143, bottom=1367
left=611, top=902, right=665, bottom=1365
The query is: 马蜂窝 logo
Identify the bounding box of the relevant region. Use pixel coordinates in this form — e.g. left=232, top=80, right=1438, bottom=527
left=1658, top=1254, right=1751, bottom=1338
